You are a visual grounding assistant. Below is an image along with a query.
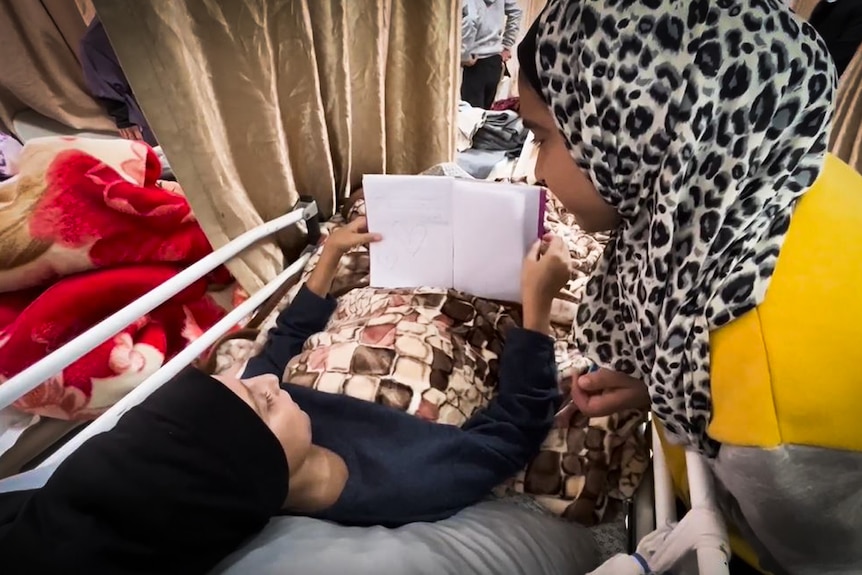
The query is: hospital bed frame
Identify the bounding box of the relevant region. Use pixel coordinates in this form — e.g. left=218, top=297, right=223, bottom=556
left=0, top=199, right=729, bottom=575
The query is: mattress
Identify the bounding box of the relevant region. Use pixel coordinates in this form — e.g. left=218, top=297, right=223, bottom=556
left=214, top=500, right=601, bottom=575
left=0, top=464, right=610, bottom=575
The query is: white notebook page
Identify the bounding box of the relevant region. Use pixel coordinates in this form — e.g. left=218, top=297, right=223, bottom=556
left=363, top=175, right=454, bottom=290
left=452, top=181, right=542, bottom=302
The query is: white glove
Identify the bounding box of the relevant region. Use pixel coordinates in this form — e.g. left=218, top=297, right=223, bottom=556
left=587, top=507, right=728, bottom=575
left=649, top=507, right=730, bottom=573
left=587, top=522, right=675, bottom=575
left=586, top=553, right=649, bottom=575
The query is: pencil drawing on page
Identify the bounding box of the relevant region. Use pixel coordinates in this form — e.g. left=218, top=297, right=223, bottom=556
left=376, top=220, right=429, bottom=270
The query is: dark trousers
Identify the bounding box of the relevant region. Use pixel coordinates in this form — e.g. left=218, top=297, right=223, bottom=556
left=461, top=54, right=503, bottom=110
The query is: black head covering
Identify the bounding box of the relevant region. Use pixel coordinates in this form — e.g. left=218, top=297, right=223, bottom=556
left=808, top=0, right=862, bottom=77
left=0, top=367, right=289, bottom=574
left=517, top=16, right=543, bottom=97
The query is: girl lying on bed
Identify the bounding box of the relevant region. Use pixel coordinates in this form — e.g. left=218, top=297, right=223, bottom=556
left=0, top=217, right=570, bottom=574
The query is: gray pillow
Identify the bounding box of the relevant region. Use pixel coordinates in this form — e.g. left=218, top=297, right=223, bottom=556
left=213, top=501, right=600, bottom=575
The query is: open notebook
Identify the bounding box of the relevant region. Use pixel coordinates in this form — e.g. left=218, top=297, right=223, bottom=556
left=363, top=175, right=545, bottom=302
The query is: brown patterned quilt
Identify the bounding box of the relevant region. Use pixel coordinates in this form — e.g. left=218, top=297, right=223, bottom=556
left=215, top=170, right=649, bottom=526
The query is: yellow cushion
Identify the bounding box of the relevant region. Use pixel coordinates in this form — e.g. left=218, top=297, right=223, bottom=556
left=660, top=155, right=862, bottom=574
left=709, top=154, right=862, bottom=451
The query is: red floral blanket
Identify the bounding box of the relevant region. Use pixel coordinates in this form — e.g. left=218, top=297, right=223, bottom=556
left=0, top=137, right=232, bottom=420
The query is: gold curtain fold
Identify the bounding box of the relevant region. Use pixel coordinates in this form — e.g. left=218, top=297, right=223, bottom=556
left=93, top=0, right=458, bottom=293
left=519, top=0, right=547, bottom=30
left=792, top=0, right=821, bottom=20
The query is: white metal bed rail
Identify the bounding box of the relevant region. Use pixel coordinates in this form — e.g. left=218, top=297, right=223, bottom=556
left=0, top=200, right=319, bottom=411
left=39, top=252, right=311, bottom=468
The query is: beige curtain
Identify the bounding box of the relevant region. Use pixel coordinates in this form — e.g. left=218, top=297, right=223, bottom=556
left=831, top=46, right=862, bottom=173
left=94, top=0, right=458, bottom=293
left=0, top=0, right=112, bottom=137
left=792, top=0, right=821, bottom=20
left=519, top=0, right=546, bottom=32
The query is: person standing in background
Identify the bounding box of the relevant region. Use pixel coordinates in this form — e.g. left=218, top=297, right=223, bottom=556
left=461, top=0, right=523, bottom=110
left=79, top=17, right=158, bottom=147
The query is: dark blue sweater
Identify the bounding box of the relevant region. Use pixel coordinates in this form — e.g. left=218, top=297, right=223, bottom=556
left=243, top=286, right=559, bottom=527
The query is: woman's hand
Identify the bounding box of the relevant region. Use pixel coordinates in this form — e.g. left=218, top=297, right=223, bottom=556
left=520, top=234, right=571, bottom=333
left=570, top=368, right=650, bottom=417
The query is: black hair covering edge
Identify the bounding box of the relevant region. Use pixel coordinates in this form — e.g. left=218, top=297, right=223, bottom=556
left=0, top=366, right=291, bottom=574
left=517, top=14, right=544, bottom=99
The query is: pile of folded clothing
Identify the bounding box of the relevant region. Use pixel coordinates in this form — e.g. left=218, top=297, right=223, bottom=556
left=456, top=102, right=529, bottom=179
left=472, top=109, right=527, bottom=154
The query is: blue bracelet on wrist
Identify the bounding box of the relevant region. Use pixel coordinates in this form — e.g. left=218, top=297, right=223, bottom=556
left=632, top=552, right=651, bottom=574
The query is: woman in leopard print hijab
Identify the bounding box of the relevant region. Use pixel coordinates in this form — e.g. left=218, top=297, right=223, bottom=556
left=519, top=1, right=862, bottom=573
left=521, top=0, right=834, bottom=453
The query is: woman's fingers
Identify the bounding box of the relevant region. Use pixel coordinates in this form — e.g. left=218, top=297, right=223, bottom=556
left=576, top=374, right=600, bottom=392
left=577, top=369, right=640, bottom=392
left=571, top=369, right=651, bottom=417
left=570, top=379, right=595, bottom=414
left=573, top=386, right=645, bottom=417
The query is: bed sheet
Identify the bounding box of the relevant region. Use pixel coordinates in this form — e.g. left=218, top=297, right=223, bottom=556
left=214, top=500, right=600, bottom=575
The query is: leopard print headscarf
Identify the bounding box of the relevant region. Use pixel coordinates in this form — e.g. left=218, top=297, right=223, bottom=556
left=534, top=0, right=837, bottom=454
